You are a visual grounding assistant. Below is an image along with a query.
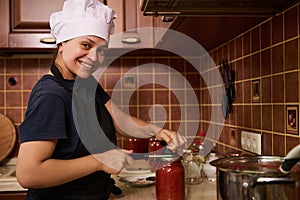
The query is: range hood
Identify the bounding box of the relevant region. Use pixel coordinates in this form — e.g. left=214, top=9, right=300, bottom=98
left=140, top=0, right=300, bottom=16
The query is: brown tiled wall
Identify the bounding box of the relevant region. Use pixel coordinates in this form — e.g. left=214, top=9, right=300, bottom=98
left=0, top=50, right=202, bottom=157
left=210, top=3, right=300, bottom=156
left=1, top=3, right=299, bottom=158
left=102, top=50, right=202, bottom=149
left=0, top=56, right=53, bottom=156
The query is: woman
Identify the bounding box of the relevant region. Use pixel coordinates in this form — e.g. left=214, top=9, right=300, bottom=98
left=16, top=0, right=186, bottom=199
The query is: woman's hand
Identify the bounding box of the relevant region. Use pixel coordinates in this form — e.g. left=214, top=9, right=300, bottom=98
left=93, top=149, right=134, bottom=175
left=155, top=129, right=187, bottom=151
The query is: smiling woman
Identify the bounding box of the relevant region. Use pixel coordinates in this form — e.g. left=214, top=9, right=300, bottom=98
left=54, top=36, right=108, bottom=79
left=16, top=0, right=186, bottom=199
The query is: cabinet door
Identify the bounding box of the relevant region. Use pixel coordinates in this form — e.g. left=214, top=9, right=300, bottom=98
left=107, top=0, right=153, bottom=33
left=107, top=0, right=124, bottom=34
left=0, top=0, right=9, bottom=47
left=0, top=0, right=155, bottom=50
left=107, top=0, right=154, bottom=48
left=11, top=0, right=64, bottom=32
left=8, top=0, right=64, bottom=48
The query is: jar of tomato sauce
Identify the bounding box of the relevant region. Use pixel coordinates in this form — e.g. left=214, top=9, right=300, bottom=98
left=148, top=137, right=164, bottom=171
left=156, top=156, right=185, bottom=200
left=124, top=138, right=147, bottom=153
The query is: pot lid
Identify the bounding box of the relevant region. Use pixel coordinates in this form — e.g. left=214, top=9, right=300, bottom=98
left=0, top=113, right=16, bottom=163
left=211, top=156, right=300, bottom=175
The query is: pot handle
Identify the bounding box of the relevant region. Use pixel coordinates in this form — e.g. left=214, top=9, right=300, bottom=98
left=249, top=177, right=296, bottom=188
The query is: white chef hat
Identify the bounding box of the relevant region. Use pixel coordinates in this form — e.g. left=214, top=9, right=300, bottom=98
left=50, top=0, right=116, bottom=44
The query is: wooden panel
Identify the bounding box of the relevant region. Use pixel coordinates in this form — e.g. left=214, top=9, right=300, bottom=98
left=9, top=33, right=57, bottom=48
left=0, top=0, right=9, bottom=47
left=124, top=0, right=137, bottom=31
left=11, top=0, right=64, bottom=32
left=107, top=0, right=124, bottom=34
left=0, top=0, right=155, bottom=49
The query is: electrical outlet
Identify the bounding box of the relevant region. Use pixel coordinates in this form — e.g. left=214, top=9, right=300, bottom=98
left=249, top=131, right=261, bottom=155
left=241, top=131, right=261, bottom=155
left=241, top=131, right=247, bottom=149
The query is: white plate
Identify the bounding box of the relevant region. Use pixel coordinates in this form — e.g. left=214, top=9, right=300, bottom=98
left=121, top=168, right=152, bottom=174
left=124, top=159, right=150, bottom=171
left=120, top=175, right=155, bottom=187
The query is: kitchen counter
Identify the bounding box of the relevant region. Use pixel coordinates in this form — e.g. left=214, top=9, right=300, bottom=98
left=0, top=158, right=217, bottom=199
left=109, top=173, right=217, bottom=200
left=109, top=159, right=217, bottom=200
left=0, top=157, right=26, bottom=192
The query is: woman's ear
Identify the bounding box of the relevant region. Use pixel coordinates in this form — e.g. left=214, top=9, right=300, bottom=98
left=58, top=44, right=63, bottom=53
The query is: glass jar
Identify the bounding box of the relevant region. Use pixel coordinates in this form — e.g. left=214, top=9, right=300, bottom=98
left=156, top=157, right=185, bottom=200
left=148, top=137, right=164, bottom=171
left=124, top=138, right=147, bottom=153
left=148, top=137, right=164, bottom=152
left=181, top=149, right=204, bottom=184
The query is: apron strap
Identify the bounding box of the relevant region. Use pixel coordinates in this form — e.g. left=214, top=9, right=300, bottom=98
left=48, top=63, right=121, bottom=198
left=50, top=63, right=72, bottom=94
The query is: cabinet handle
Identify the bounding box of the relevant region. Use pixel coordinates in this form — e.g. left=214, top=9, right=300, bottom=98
left=40, top=37, right=56, bottom=44
left=121, top=37, right=141, bottom=44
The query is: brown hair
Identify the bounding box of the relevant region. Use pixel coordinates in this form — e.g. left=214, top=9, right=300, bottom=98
left=51, top=43, right=62, bottom=65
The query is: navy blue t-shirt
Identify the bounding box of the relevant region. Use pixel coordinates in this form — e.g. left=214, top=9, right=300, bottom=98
left=20, top=74, right=110, bottom=159
left=20, top=75, right=118, bottom=199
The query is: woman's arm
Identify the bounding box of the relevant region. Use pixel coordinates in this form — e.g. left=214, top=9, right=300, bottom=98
left=16, top=140, right=133, bottom=189
left=104, top=100, right=160, bottom=138
left=16, top=140, right=99, bottom=188
left=105, top=100, right=186, bottom=150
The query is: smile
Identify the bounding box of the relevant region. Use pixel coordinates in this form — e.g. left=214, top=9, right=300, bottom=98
left=80, top=61, right=94, bottom=70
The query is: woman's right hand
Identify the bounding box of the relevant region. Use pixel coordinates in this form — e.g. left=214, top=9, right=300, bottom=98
left=93, top=149, right=134, bottom=174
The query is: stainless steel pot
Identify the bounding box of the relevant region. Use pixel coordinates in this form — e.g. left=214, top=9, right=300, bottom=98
left=211, top=156, right=300, bottom=200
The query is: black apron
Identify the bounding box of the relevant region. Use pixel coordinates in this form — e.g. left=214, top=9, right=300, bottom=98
left=25, top=64, right=118, bottom=200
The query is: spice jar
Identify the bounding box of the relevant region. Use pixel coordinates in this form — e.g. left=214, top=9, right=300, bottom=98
left=156, top=157, right=185, bottom=200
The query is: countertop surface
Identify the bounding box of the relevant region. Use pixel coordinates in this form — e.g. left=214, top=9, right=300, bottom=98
left=0, top=158, right=217, bottom=199
left=0, top=157, right=26, bottom=192
left=109, top=168, right=217, bottom=200
left=109, top=177, right=217, bottom=200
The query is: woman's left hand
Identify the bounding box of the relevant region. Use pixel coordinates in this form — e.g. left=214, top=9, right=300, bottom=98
left=155, top=129, right=187, bottom=151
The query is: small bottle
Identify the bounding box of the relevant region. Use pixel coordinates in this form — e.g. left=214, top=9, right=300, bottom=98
left=156, top=157, right=185, bottom=200
left=198, top=131, right=207, bottom=160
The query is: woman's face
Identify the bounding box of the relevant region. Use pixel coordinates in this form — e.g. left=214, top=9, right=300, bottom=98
left=57, top=35, right=107, bottom=79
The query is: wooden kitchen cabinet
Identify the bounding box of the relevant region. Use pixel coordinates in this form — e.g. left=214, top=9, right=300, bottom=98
left=11, top=0, right=64, bottom=32
left=0, top=0, right=155, bottom=52
left=0, top=0, right=63, bottom=50
left=107, top=0, right=155, bottom=48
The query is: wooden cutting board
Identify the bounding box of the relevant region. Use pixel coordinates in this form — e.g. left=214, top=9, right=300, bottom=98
left=0, top=113, right=16, bottom=163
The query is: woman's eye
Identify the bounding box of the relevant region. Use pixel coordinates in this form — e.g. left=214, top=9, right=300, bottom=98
left=96, top=45, right=107, bottom=55
left=82, top=43, right=91, bottom=48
